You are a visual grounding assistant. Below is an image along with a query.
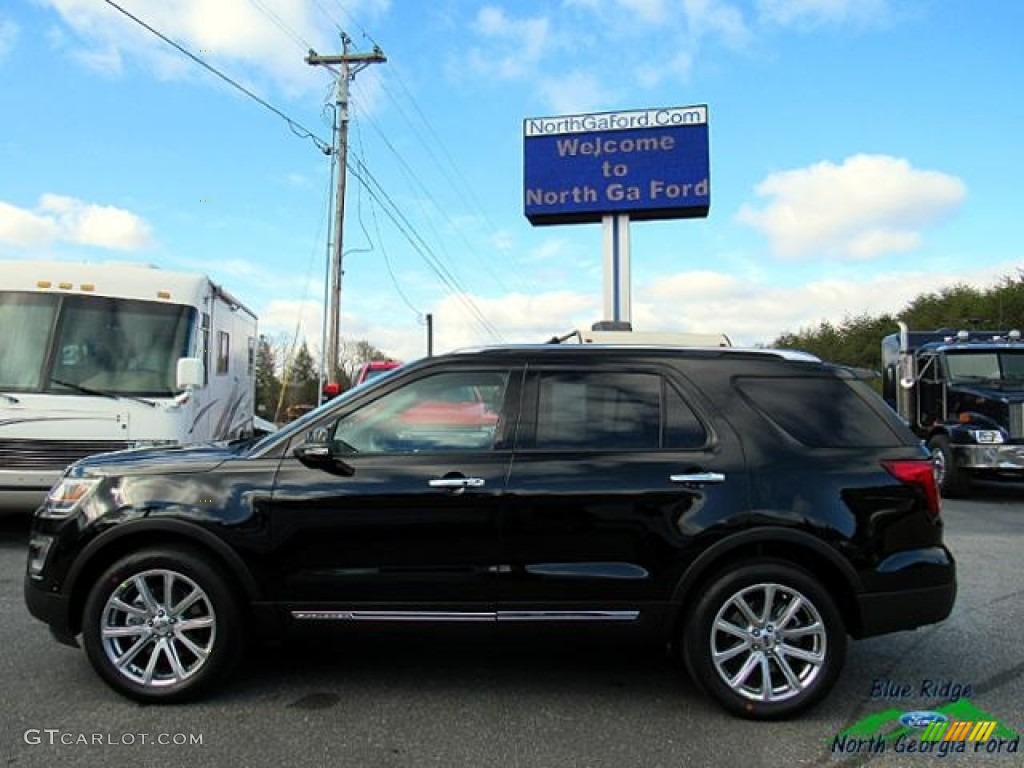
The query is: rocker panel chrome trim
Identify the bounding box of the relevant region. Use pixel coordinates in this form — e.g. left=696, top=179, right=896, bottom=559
left=290, top=610, right=640, bottom=623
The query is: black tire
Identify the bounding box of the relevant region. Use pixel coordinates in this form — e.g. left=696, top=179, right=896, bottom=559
left=682, top=562, right=846, bottom=720
left=81, top=547, right=243, bottom=703
left=928, top=434, right=970, bottom=497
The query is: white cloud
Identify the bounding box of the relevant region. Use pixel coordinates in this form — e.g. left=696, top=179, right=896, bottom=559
left=0, top=195, right=153, bottom=250
left=0, top=201, right=59, bottom=246
left=41, top=0, right=389, bottom=95
left=614, top=0, right=670, bottom=24
left=427, top=290, right=596, bottom=355
left=0, top=17, right=18, bottom=61
left=684, top=0, right=752, bottom=49
left=736, top=154, right=966, bottom=260
left=468, top=6, right=552, bottom=80
left=254, top=260, right=1023, bottom=367
left=72, top=43, right=124, bottom=75
left=758, top=0, right=893, bottom=27
left=633, top=264, right=1019, bottom=347
left=537, top=70, right=615, bottom=114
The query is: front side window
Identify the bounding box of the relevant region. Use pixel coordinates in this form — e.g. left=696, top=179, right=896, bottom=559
left=331, top=370, right=511, bottom=454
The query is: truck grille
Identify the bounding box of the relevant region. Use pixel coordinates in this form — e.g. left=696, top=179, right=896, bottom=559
left=0, top=439, right=134, bottom=471
left=1011, top=403, right=1024, bottom=440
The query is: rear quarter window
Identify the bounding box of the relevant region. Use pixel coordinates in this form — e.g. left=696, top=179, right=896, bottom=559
left=736, top=375, right=904, bottom=448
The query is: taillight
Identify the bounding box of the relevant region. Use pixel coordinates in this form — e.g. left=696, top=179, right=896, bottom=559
left=881, top=458, right=941, bottom=517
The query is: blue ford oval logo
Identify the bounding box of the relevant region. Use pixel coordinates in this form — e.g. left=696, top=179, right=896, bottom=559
left=900, top=711, right=948, bottom=728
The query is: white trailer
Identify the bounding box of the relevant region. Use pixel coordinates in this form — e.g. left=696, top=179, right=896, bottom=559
left=0, top=260, right=260, bottom=512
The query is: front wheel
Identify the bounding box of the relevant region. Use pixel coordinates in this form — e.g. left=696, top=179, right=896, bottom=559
left=81, top=547, right=243, bottom=703
left=682, top=562, right=846, bottom=720
left=928, top=434, right=970, bottom=497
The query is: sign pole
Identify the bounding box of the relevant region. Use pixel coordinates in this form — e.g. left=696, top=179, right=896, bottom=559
left=602, top=214, right=632, bottom=324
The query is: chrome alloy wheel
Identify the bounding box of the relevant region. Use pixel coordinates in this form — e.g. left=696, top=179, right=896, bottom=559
left=930, top=444, right=947, bottom=488
left=709, top=582, right=827, bottom=703
left=99, top=568, right=217, bottom=688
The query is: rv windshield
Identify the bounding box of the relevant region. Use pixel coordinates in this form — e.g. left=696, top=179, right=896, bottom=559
left=945, top=350, right=1024, bottom=384
left=0, top=292, right=194, bottom=396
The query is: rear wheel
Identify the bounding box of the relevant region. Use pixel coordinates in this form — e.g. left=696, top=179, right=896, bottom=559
left=81, top=547, right=243, bottom=703
left=682, top=562, right=846, bottom=719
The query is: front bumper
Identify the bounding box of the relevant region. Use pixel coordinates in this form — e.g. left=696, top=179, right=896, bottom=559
left=24, top=576, right=78, bottom=646
left=953, top=443, right=1024, bottom=471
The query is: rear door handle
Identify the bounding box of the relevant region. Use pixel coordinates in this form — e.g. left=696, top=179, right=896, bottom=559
left=429, top=477, right=486, bottom=490
left=670, top=472, right=725, bottom=485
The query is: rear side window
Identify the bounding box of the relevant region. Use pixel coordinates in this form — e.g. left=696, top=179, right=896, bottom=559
left=531, top=371, right=707, bottom=451
left=737, top=376, right=902, bottom=448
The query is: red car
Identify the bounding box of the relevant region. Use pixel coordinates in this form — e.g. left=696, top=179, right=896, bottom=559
left=353, top=360, right=402, bottom=386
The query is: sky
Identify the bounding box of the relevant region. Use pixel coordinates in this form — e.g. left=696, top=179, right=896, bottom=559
left=1, top=0, right=1022, bottom=365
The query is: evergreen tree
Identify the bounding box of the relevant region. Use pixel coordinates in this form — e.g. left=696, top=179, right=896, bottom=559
left=284, top=341, right=319, bottom=409
left=771, top=272, right=1024, bottom=372
left=253, top=335, right=280, bottom=421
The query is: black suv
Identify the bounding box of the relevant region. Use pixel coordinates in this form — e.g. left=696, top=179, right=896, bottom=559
left=25, top=345, right=955, bottom=718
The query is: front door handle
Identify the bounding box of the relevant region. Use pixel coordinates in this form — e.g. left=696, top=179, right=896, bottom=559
left=429, top=477, right=486, bottom=490
left=670, top=472, right=725, bottom=485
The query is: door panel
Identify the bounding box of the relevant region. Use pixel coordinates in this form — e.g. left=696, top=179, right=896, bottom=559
left=267, top=367, right=519, bottom=610
left=499, top=368, right=749, bottom=617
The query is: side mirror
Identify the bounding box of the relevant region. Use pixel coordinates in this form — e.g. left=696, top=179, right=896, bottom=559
left=176, top=357, right=205, bottom=389
left=293, top=441, right=355, bottom=477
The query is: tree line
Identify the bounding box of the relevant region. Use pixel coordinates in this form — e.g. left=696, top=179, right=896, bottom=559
left=771, top=273, right=1024, bottom=370
left=255, top=335, right=392, bottom=423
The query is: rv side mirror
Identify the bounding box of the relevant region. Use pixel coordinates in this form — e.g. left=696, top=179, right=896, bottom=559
left=176, top=357, right=205, bottom=390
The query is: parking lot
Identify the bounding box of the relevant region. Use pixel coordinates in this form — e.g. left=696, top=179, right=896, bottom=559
left=1, top=490, right=1021, bottom=768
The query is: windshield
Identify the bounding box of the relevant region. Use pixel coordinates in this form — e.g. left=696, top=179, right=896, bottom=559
left=0, top=292, right=194, bottom=396
left=944, top=350, right=1024, bottom=383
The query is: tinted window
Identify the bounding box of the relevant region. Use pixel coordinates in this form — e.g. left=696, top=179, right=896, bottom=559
left=664, top=382, right=709, bottom=449
left=737, top=376, right=901, bottom=448
left=534, top=372, right=661, bottom=450
left=332, top=370, right=510, bottom=453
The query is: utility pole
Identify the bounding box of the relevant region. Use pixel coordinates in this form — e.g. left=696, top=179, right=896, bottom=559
left=306, top=36, right=386, bottom=388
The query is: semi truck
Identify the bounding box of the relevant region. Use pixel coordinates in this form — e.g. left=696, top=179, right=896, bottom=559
left=0, top=260, right=263, bottom=513
left=882, top=321, right=1024, bottom=495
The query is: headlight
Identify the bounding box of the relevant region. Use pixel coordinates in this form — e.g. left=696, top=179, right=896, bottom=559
left=39, top=477, right=101, bottom=519
left=131, top=439, right=177, bottom=449
left=969, top=429, right=1005, bottom=444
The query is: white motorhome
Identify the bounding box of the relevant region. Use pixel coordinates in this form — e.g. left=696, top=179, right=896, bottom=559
left=0, top=261, right=260, bottom=512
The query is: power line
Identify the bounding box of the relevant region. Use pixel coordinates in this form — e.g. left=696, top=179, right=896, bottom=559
left=350, top=119, right=423, bottom=319
left=345, top=153, right=504, bottom=341
left=101, top=0, right=331, bottom=154
left=246, top=0, right=314, bottom=50
left=102, top=0, right=503, bottom=342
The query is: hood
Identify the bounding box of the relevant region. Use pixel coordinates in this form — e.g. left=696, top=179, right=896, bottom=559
left=68, top=440, right=242, bottom=477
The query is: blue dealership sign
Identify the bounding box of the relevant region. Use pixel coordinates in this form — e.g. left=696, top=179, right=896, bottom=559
left=523, top=105, right=710, bottom=225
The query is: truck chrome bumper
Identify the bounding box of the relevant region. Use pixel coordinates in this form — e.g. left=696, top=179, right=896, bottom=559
left=953, top=444, right=1024, bottom=470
